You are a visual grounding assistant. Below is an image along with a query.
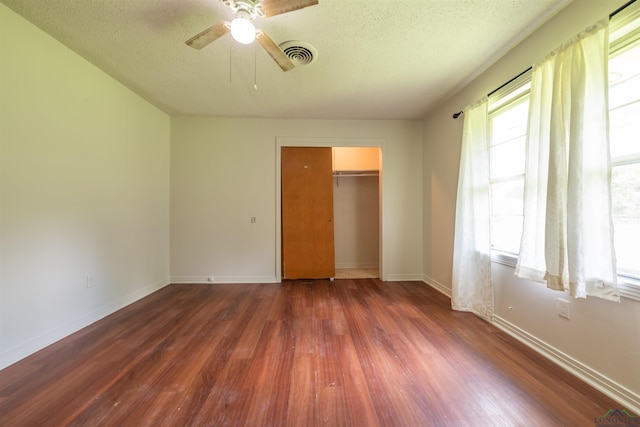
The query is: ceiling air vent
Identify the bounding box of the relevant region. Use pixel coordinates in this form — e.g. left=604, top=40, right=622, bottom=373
left=279, top=41, right=317, bottom=66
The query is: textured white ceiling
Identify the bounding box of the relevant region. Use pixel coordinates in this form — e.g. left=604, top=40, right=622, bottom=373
left=2, top=0, right=572, bottom=119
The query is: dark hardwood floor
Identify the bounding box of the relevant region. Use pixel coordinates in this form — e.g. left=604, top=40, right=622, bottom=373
left=0, top=279, right=619, bottom=426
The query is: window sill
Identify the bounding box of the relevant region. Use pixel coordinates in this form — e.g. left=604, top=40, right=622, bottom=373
left=491, top=250, right=518, bottom=268
left=618, top=276, right=640, bottom=301
left=490, top=250, right=640, bottom=302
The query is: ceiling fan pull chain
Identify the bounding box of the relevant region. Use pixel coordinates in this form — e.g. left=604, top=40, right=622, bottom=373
left=229, top=39, right=233, bottom=85
left=254, top=43, right=258, bottom=91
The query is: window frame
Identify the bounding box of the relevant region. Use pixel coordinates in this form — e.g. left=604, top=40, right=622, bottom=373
left=487, top=77, right=531, bottom=259
left=608, top=27, right=640, bottom=298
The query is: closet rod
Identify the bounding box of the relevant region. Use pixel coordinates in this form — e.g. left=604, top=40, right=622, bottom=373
left=451, top=0, right=638, bottom=119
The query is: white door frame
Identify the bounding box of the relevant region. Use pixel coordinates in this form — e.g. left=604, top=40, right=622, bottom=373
left=275, top=137, right=385, bottom=282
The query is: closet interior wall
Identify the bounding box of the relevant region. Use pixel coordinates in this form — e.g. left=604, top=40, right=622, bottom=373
left=332, top=147, right=380, bottom=275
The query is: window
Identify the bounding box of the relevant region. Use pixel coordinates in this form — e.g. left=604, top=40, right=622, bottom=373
left=487, top=8, right=640, bottom=296
left=609, top=33, right=640, bottom=280
left=488, top=83, right=530, bottom=255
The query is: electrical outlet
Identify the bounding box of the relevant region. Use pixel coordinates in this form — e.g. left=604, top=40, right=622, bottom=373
left=251, top=217, right=256, bottom=224
left=86, top=276, right=93, bottom=288
left=207, top=276, right=215, bottom=282
left=557, top=298, right=571, bottom=319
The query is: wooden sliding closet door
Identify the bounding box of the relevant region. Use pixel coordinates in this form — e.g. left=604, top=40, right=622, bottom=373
left=281, top=147, right=335, bottom=279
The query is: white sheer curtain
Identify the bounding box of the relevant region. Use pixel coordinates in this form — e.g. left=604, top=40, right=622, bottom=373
left=452, top=98, right=494, bottom=320
left=515, top=20, right=620, bottom=302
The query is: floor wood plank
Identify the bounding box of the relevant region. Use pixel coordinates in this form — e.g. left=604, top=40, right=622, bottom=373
left=0, top=280, right=621, bottom=426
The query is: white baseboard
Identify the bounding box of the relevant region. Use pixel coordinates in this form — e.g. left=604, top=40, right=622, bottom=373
left=494, top=316, right=640, bottom=415
left=383, top=273, right=424, bottom=281
left=171, top=275, right=278, bottom=284
left=334, top=263, right=379, bottom=269
left=0, top=277, right=170, bottom=370
left=423, top=275, right=452, bottom=297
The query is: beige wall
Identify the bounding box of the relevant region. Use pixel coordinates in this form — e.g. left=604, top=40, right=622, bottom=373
left=423, top=0, right=639, bottom=408
left=0, top=4, right=171, bottom=369
left=170, top=118, right=423, bottom=282
left=334, top=175, right=379, bottom=269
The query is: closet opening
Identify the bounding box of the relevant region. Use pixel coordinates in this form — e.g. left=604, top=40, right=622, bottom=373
left=332, top=147, right=380, bottom=279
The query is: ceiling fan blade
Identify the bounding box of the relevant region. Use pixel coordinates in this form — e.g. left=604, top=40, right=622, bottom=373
left=185, top=22, right=230, bottom=49
left=260, top=0, right=318, bottom=17
left=256, top=30, right=295, bottom=72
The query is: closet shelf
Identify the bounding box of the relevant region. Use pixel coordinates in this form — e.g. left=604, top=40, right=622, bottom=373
left=332, top=170, right=379, bottom=177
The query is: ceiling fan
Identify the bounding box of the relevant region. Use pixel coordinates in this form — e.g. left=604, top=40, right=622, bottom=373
left=185, top=0, right=318, bottom=72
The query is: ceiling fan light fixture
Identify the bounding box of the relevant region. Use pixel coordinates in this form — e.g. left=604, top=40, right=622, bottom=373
left=230, top=12, right=256, bottom=44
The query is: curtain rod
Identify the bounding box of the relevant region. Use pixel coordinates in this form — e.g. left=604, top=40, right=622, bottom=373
left=452, top=0, right=638, bottom=119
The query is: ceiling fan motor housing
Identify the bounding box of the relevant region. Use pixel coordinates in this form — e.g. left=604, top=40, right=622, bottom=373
left=222, top=0, right=265, bottom=19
